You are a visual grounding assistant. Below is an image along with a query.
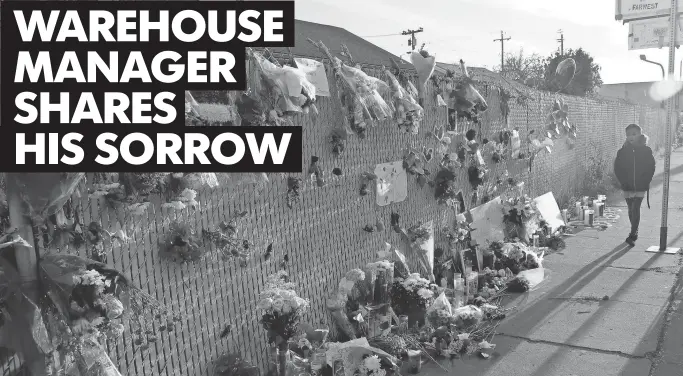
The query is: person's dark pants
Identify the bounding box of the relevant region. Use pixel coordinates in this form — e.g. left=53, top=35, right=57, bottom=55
left=625, top=197, right=644, bottom=236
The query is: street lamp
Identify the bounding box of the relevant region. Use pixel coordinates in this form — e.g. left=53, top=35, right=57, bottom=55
left=640, top=54, right=666, bottom=79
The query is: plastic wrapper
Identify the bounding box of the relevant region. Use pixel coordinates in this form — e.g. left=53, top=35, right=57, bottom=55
left=410, top=51, right=436, bottom=104
left=252, top=52, right=317, bottom=114
left=426, top=292, right=454, bottom=328
left=325, top=338, right=396, bottom=376
left=9, top=173, right=85, bottom=218
left=39, top=254, right=130, bottom=319
left=337, top=60, right=393, bottom=123
left=384, top=68, right=423, bottom=134
left=80, top=337, right=123, bottom=376
left=516, top=267, right=545, bottom=290
left=452, top=305, right=483, bottom=329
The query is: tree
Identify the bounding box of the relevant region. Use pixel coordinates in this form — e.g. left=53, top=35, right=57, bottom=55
left=495, top=48, right=546, bottom=88
left=543, top=48, right=602, bottom=96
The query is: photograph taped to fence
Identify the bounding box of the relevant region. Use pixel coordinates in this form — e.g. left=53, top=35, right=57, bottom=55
left=0, top=0, right=297, bottom=172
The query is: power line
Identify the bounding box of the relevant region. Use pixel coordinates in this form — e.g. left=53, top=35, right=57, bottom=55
left=493, top=30, right=511, bottom=74
left=402, top=27, right=424, bottom=51
left=361, top=33, right=403, bottom=38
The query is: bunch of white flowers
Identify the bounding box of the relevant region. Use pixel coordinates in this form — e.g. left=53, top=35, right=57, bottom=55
left=400, top=273, right=432, bottom=291
left=358, top=355, right=385, bottom=376
left=162, top=188, right=200, bottom=210
left=257, top=272, right=309, bottom=315
left=502, top=243, right=527, bottom=261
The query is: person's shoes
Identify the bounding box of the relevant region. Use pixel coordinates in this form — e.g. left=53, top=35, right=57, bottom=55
left=626, top=233, right=637, bottom=246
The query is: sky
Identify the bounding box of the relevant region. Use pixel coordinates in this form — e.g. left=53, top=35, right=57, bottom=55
left=288, top=0, right=682, bottom=85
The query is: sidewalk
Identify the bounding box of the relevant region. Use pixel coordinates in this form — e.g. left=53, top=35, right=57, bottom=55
left=426, top=150, right=683, bottom=376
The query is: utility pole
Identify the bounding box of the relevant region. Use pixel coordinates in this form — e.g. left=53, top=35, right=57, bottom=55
left=493, top=30, right=511, bottom=74
left=402, top=27, right=424, bottom=51
left=557, top=30, right=564, bottom=55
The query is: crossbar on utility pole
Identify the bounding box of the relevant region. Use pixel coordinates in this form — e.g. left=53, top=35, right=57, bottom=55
left=647, top=0, right=682, bottom=254
left=494, top=31, right=511, bottom=74
left=402, top=27, right=424, bottom=51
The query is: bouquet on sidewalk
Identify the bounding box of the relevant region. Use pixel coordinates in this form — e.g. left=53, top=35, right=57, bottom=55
left=257, top=271, right=310, bottom=376
left=391, top=273, right=437, bottom=328
left=502, top=193, right=540, bottom=242
left=328, top=268, right=368, bottom=341
left=406, top=221, right=435, bottom=281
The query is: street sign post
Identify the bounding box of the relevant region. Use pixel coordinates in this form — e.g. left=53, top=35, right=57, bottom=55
left=616, top=0, right=683, bottom=22
left=646, top=0, right=682, bottom=254
left=629, top=16, right=683, bottom=49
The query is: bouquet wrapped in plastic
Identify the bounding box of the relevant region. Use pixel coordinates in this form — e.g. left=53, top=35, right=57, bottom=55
left=325, top=338, right=398, bottom=376
left=39, top=254, right=174, bottom=376
left=410, top=50, right=437, bottom=106
left=308, top=39, right=392, bottom=138
left=336, top=59, right=392, bottom=129
left=383, top=67, right=423, bottom=135
left=426, top=292, right=454, bottom=328
left=448, top=60, right=488, bottom=124
left=251, top=50, right=318, bottom=115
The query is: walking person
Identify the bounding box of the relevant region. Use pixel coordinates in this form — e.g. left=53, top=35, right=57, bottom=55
left=613, top=124, right=656, bottom=246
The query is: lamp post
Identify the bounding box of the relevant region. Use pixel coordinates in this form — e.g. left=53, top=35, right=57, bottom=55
left=640, top=54, right=666, bottom=79
left=644, top=0, right=681, bottom=254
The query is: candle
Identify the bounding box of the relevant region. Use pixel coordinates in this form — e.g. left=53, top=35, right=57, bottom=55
left=407, top=350, right=422, bottom=374
left=594, top=202, right=603, bottom=217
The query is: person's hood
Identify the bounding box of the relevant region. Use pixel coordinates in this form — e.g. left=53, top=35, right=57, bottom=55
left=623, top=134, right=649, bottom=148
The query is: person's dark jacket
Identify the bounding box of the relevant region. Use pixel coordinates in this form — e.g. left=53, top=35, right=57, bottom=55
left=614, top=134, right=656, bottom=192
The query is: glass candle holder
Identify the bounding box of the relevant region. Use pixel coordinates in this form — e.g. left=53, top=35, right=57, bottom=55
left=407, top=350, right=421, bottom=374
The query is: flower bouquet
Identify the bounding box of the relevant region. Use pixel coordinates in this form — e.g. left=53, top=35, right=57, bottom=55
left=383, top=67, right=423, bottom=135
left=406, top=221, right=435, bottom=281
left=258, top=271, right=310, bottom=376
left=251, top=50, right=318, bottom=116
left=426, top=292, right=454, bottom=329
left=202, top=211, right=252, bottom=265
left=328, top=269, right=367, bottom=340
left=391, top=273, right=436, bottom=328
left=364, top=261, right=395, bottom=338
left=433, top=165, right=461, bottom=207
left=39, top=254, right=174, bottom=376
left=159, top=221, right=204, bottom=263
left=502, top=194, right=540, bottom=242
left=410, top=50, right=437, bottom=106
left=447, top=60, right=488, bottom=124
left=308, top=39, right=392, bottom=138
left=402, top=150, right=429, bottom=188
left=325, top=338, right=398, bottom=376
left=447, top=220, right=473, bottom=249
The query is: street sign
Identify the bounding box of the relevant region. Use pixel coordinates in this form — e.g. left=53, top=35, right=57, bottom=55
left=629, top=16, right=683, bottom=49
left=616, top=0, right=683, bottom=22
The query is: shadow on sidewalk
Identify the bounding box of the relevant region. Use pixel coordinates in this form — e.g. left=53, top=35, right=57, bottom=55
left=526, top=244, right=682, bottom=376
left=491, top=229, right=683, bottom=375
